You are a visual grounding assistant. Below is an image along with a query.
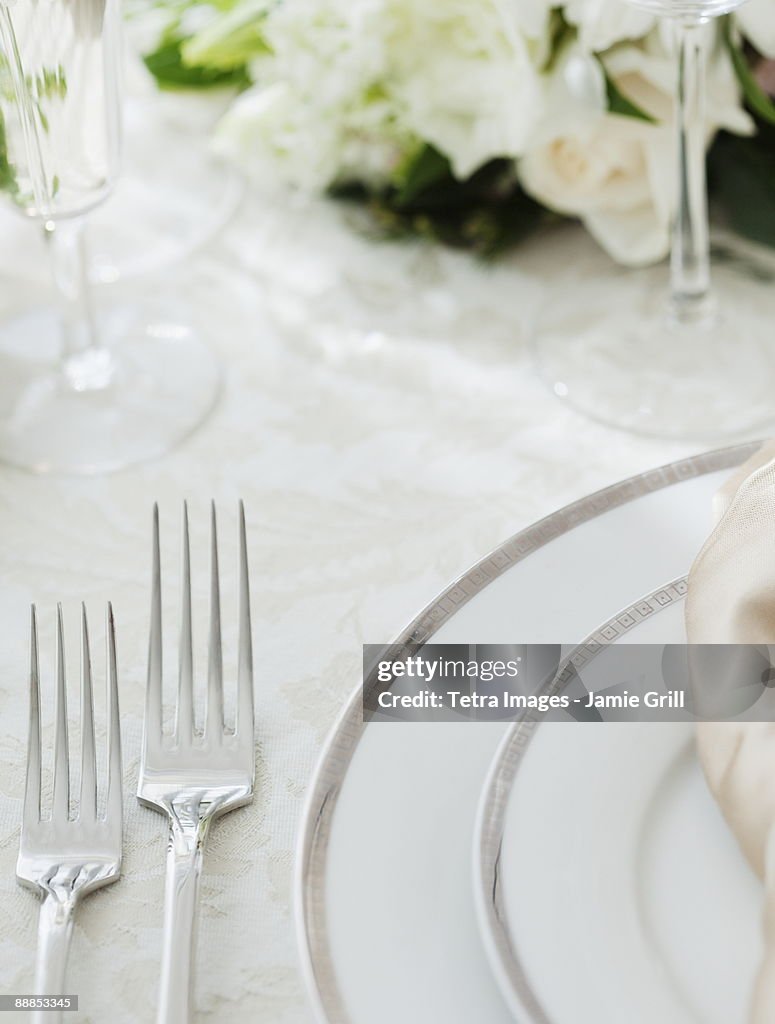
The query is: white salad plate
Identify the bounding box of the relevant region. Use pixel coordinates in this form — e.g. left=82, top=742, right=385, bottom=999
left=296, top=442, right=759, bottom=1024
left=474, top=583, right=763, bottom=1024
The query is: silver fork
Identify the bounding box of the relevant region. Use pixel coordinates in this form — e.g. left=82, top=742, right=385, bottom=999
left=138, top=502, right=254, bottom=1024
left=17, top=604, right=122, bottom=1024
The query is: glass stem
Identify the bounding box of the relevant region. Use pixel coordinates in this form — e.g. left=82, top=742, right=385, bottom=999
left=45, top=218, right=114, bottom=391
left=670, top=17, right=713, bottom=324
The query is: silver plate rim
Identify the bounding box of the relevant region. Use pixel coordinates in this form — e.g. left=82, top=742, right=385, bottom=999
left=294, top=440, right=758, bottom=1024
left=473, top=577, right=689, bottom=1024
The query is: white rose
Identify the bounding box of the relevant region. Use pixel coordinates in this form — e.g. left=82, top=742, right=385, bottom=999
left=509, top=0, right=651, bottom=53
left=564, top=0, right=655, bottom=52
left=736, top=0, right=775, bottom=59
left=519, top=34, right=752, bottom=266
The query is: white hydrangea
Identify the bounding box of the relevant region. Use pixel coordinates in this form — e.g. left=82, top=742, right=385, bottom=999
left=510, top=0, right=554, bottom=41
left=214, top=0, right=398, bottom=189
left=215, top=0, right=544, bottom=189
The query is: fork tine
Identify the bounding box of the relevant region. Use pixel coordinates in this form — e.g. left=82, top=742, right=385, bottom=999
left=79, top=603, right=97, bottom=820
left=52, top=604, right=70, bottom=821
left=105, top=603, right=122, bottom=825
left=177, top=501, right=194, bottom=743
left=146, top=503, right=163, bottom=746
left=206, top=501, right=224, bottom=738
left=236, top=501, right=254, bottom=738
left=23, top=605, right=41, bottom=826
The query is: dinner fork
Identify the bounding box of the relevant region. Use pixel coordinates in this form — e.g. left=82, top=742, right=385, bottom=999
left=138, top=502, right=254, bottom=1024
left=17, top=604, right=122, bottom=1024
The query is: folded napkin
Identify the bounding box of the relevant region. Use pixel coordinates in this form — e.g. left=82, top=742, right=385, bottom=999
left=687, top=441, right=775, bottom=1022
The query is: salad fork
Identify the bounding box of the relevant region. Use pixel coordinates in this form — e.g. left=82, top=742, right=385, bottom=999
left=17, top=604, right=122, bottom=1024
left=138, top=502, right=254, bottom=1024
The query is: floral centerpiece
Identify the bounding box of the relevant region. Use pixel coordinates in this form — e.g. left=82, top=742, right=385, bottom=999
left=140, top=0, right=775, bottom=264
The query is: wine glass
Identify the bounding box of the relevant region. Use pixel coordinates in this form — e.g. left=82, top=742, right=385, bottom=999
left=532, top=0, right=775, bottom=441
left=0, top=0, right=220, bottom=474
left=87, top=54, right=245, bottom=285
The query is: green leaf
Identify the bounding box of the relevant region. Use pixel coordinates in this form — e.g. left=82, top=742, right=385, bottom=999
left=724, top=18, right=775, bottom=126
left=0, top=108, right=19, bottom=199
left=182, top=0, right=271, bottom=71
left=35, top=65, right=67, bottom=101
left=143, top=38, right=250, bottom=90
left=542, top=9, right=575, bottom=74
left=0, top=59, right=19, bottom=198
left=393, top=144, right=453, bottom=207
left=334, top=157, right=549, bottom=258
left=604, top=71, right=656, bottom=123
left=709, top=127, right=775, bottom=249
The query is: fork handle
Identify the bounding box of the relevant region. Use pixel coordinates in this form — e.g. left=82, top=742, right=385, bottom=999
left=34, top=891, right=76, bottom=1024
left=158, top=814, right=212, bottom=1024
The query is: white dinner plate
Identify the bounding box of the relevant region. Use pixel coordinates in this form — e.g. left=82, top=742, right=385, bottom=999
left=474, top=583, right=763, bottom=1024
left=296, top=442, right=758, bottom=1024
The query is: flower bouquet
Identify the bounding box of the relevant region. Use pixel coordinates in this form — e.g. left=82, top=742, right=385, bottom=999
left=139, top=0, right=775, bottom=265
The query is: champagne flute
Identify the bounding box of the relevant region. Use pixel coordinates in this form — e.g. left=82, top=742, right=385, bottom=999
left=0, top=0, right=220, bottom=474
left=532, top=0, right=775, bottom=440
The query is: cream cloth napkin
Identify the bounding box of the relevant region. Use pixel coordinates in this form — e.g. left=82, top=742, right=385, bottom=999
left=687, top=441, right=775, bottom=1022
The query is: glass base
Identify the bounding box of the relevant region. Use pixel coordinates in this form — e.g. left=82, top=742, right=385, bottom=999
left=0, top=303, right=221, bottom=474
left=88, top=97, right=244, bottom=284
left=532, top=253, right=775, bottom=441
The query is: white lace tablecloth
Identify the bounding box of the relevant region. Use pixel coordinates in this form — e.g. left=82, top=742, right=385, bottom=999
left=0, top=120, right=707, bottom=1022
